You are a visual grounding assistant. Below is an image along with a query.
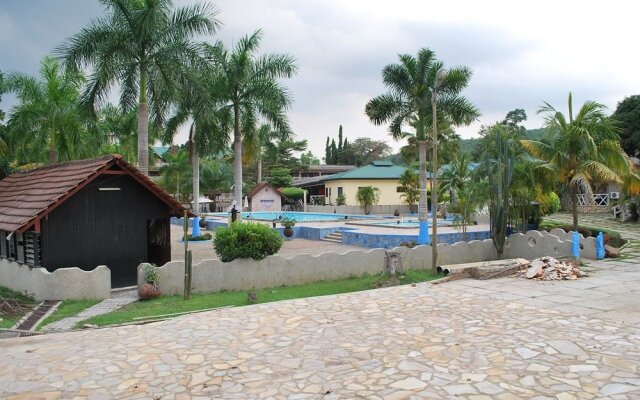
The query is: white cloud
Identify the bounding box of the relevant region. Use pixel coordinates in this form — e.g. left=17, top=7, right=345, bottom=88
left=2, top=0, right=639, bottom=158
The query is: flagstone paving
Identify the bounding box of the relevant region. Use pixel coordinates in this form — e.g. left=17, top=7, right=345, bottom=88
left=2, top=260, right=640, bottom=399
left=1, top=212, right=638, bottom=399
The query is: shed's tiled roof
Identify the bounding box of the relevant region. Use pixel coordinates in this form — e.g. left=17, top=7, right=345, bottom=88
left=247, top=182, right=287, bottom=199
left=0, top=154, right=190, bottom=233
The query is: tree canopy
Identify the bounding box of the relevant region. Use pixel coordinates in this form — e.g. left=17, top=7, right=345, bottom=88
left=611, top=95, right=640, bottom=157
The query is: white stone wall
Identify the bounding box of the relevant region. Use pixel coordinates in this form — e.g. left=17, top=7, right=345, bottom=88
left=0, top=258, right=111, bottom=301
left=141, top=230, right=583, bottom=296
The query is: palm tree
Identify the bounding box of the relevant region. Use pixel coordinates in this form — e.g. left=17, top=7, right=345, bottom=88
left=204, top=30, right=297, bottom=207
left=94, top=104, right=140, bottom=162
left=57, top=0, right=220, bottom=176
left=5, top=56, right=86, bottom=164
left=165, top=62, right=231, bottom=214
left=521, top=93, right=634, bottom=230
left=159, top=148, right=190, bottom=202
left=365, top=48, right=478, bottom=270
left=243, top=123, right=290, bottom=183
left=355, top=186, right=380, bottom=215
left=440, top=151, right=475, bottom=205
left=399, top=168, right=420, bottom=213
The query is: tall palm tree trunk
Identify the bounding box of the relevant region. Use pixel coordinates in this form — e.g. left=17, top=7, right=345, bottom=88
left=257, top=154, right=263, bottom=183
left=137, top=68, right=149, bottom=176
left=190, top=123, right=199, bottom=215
left=233, top=105, right=243, bottom=213
left=418, top=140, right=429, bottom=237
left=571, top=187, right=579, bottom=231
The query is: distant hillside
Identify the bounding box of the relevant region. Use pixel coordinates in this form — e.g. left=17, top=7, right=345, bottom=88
left=459, top=128, right=546, bottom=155
left=385, top=128, right=548, bottom=166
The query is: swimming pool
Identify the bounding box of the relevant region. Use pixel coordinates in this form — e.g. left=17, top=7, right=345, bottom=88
left=212, top=211, right=380, bottom=222
left=373, top=220, right=455, bottom=228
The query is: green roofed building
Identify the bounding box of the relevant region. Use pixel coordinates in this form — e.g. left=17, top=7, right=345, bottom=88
left=294, top=161, right=433, bottom=206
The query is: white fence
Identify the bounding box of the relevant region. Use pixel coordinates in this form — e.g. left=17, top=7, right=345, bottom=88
left=563, top=193, right=609, bottom=207
left=0, top=258, right=111, bottom=301
left=140, top=230, right=592, bottom=296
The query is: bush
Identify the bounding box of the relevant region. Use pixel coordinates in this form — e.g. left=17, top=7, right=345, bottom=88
left=537, top=191, right=561, bottom=215
left=280, top=217, right=296, bottom=228
left=182, top=233, right=212, bottom=241
left=281, top=187, right=305, bottom=199
left=336, top=194, right=346, bottom=206
left=214, top=223, right=283, bottom=262
left=143, top=264, right=159, bottom=285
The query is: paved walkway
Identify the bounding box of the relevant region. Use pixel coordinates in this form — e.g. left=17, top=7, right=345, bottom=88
left=42, top=295, right=137, bottom=332
left=2, top=212, right=639, bottom=398
left=2, top=261, right=640, bottom=398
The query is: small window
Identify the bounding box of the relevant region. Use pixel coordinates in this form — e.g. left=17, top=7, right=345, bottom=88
left=338, top=187, right=343, bottom=197
left=397, top=186, right=406, bottom=193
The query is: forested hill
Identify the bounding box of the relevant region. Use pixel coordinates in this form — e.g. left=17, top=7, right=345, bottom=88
left=459, top=128, right=546, bottom=154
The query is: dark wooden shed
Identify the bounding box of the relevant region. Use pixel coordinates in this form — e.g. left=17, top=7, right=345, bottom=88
left=0, top=155, right=190, bottom=287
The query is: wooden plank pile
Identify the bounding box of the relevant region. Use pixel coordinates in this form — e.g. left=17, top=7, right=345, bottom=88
left=520, top=257, right=588, bottom=280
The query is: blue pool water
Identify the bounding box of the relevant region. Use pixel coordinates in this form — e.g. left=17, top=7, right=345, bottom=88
left=372, top=218, right=456, bottom=228
left=213, top=211, right=379, bottom=222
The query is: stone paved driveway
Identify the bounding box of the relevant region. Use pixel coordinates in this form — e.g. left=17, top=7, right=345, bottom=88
left=2, top=261, right=640, bottom=399
left=1, top=212, right=639, bottom=399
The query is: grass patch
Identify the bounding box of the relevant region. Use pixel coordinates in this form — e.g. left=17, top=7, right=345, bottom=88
left=37, top=299, right=101, bottom=331
left=540, top=219, right=627, bottom=247
left=0, top=286, right=36, bottom=329
left=82, top=270, right=439, bottom=327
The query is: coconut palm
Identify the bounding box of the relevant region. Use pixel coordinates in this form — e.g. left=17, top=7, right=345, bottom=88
left=521, top=93, right=636, bottom=230
left=365, top=48, right=478, bottom=269
left=440, top=151, right=476, bottom=204
left=164, top=62, right=232, bottom=214
left=203, top=30, right=297, bottom=207
left=4, top=56, right=87, bottom=163
left=399, top=168, right=420, bottom=213
left=93, top=104, right=140, bottom=162
left=355, top=186, right=380, bottom=215
left=243, top=123, right=291, bottom=183
left=57, top=0, right=220, bottom=175
left=159, top=148, right=190, bottom=202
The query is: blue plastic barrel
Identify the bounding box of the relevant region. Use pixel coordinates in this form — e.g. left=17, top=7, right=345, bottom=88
left=192, top=216, right=201, bottom=238
left=571, top=231, right=581, bottom=258
left=596, top=232, right=605, bottom=259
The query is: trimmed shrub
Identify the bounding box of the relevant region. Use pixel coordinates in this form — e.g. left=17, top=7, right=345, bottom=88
left=214, top=223, right=283, bottom=262
left=281, top=187, right=305, bottom=199
left=336, top=194, right=346, bottom=206
left=537, top=191, right=561, bottom=215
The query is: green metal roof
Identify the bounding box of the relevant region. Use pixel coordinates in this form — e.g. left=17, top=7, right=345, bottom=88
left=322, top=162, right=409, bottom=181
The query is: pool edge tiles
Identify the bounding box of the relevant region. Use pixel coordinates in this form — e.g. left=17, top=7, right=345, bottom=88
left=341, top=230, right=491, bottom=249
left=211, top=211, right=384, bottom=222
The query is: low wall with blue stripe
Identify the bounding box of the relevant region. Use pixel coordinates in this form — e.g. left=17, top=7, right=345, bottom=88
left=342, top=230, right=491, bottom=249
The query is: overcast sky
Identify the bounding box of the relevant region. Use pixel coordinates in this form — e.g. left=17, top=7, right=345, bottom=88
left=1, top=0, right=639, bottom=158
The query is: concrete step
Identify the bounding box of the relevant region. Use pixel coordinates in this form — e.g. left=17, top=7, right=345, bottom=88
left=321, top=232, right=343, bottom=243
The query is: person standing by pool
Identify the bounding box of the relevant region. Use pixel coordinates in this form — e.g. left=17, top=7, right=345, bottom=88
left=230, top=201, right=239, bottom=223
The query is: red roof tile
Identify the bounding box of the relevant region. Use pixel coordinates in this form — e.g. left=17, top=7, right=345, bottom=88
left=0, top=155, right=191, bottom=233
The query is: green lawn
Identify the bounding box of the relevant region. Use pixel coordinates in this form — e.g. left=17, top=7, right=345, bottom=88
left=0, top=286, right=36, bottom=329
left=37, top=299, right=101, bottom=331
left=82, top=269, right=439, bottom=327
